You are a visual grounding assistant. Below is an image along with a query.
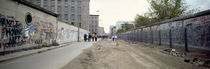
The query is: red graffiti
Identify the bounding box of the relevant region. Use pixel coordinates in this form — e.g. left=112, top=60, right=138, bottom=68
left=37, top=22, right=55, bottom=32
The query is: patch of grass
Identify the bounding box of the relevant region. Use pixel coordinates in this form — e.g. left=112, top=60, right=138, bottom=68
left=42, top=42, right=50, bottom=47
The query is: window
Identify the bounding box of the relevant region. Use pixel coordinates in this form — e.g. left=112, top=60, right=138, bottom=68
left=65, top=6, right=68, bottom=12
left=44, top=0, right=48, bottom=3
left=44, top=5, right=48, bottom=9
left=57, top=0, right=61, bottom=5
left=78, top=1, right=81, bottom=5
left=37, top=0, right=41, bottom=5
left=64, top=14, right=68, bottom=21
left=51, top=0, right=55, bottom=5
left=57, top=6, right=61, bottom=12
left=71, top=1, right=75, bottom=5
left=78, top=7, right=81, bottom=13
left=71, top=6, right=75, bottom=12
left=58, top=15, right=62, bottom=20
left=29, top=0, right=33, bottom=3
left=65, top=0, right=68, bottom=5
left=51, top=6, right=55, bottom=12
left=71, top=14, right=75, bottom=21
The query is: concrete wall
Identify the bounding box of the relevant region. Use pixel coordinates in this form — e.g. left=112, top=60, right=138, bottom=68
left=0, top=0, right=89, bottom=52
left=118, top=13, right=210, bottom=49
left=0, top=0, right=57, bottom=52
left=57, top=21, right=89, bottom=44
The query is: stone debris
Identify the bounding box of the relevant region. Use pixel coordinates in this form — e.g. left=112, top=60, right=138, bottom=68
left=162, top=49, right=210, bottom=67
left=162, top=48, right=186, bottom=57
left=183, top=58, right=210, bottom=67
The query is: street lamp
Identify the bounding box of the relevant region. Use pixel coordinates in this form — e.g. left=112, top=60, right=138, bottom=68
left=77, top=22, right=80, bottom=42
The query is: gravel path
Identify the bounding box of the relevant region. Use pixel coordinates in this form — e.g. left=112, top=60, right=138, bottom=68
left=61, top=39, right=208, bottom=69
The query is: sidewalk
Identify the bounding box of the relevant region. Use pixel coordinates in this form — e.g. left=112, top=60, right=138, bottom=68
left=0, top=42, right=74, bottom=63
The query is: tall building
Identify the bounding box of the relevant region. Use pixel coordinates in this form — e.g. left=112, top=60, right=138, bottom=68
left=116, top=21, right=135, bottom=30
left=27, top=0, right=90, bottom=30
left=98, top=27, right=105, bottom=35
left=89, top=15, right=99, bottom=34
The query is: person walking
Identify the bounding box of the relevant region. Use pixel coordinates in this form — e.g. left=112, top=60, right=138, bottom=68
left=112, top=36, right=115, bottom=42
left=84, top=34, right=87, bottom=42
left=112, top=35, right=117, bottom=42
left=94, top=33, right=98, bottom=41
left=114, top=35, right=118, bottom=41
left=88, top=33, right=92, bottom=42
left=92, top=33, right=95, bottom=41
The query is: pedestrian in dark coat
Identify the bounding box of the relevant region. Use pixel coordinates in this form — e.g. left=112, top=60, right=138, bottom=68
left=84, top=34, right=87, bottom=42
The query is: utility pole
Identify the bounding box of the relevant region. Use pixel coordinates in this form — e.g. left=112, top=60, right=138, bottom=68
left=77, top=23, right=80, bottom=42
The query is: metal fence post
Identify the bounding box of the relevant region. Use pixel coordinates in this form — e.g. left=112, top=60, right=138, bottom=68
left=151, top=30, right=153, bottom=44
left=141, top=29, right=143, bottom=42
left=184, top=27, right=189, bottom=52
left=169, top=29, right=172, bottom=48
left=159, top=30, right=162, bottom=45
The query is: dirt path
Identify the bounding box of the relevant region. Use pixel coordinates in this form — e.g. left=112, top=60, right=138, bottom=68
left=61, top=39, right=207, bottom=69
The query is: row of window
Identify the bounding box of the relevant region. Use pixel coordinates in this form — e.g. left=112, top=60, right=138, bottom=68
left=90, top=17, right=98, bottom=20
left=57, top=6, right=82, bottom=13
left=57, top=0, right=82, bottom=5
left=38, top=0, right=82, bottom=5
left=43, top=5, right=81, bottom=13
left=58, top=14, right=82, bottom=22
left=29, top=0, right=82, bottom=5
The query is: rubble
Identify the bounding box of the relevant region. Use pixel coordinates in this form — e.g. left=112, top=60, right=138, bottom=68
left=162, top=48, right=186, bottom=57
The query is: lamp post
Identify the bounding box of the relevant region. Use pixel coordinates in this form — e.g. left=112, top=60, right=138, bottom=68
left=77, top=23, right=80, bottom=42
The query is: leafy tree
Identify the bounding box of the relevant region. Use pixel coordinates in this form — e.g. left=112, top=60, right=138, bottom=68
left=117, top=22, right=135, bottom=33
left=134, top=0, right=199, bottom=27
left=117, top=29, right=124, bottom=33
left=148, top=0, right=187, bottom=21
left=122, top=23, right=134, bottom=31
left=134, top=14, right=158, bottom=27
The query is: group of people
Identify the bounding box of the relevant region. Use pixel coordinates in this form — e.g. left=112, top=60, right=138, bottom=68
left=112, top=35, right=118, bottom=42
left=84, top=33, right=98, bottom=42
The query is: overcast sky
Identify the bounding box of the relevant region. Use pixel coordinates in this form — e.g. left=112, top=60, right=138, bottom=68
left=90, top=0, right=210, bottom=33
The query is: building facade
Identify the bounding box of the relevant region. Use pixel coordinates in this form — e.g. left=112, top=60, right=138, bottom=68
left=89, top=15, right=99, bottom=34
left=98, top=27, right=105, bottom=35
left=27, top=0, right=90, bottom=30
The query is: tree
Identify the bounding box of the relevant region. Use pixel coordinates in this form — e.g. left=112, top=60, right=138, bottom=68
left=117, top=29, right=124, bottom=33
left=122, top=23, right=134, bottom=31
left=148, top=0, right=187, bottom=21
left=117, top=22, right=135, bottom=33
left=134, top=0, right=199, bottom=27
left=134, top=14, right=158, bottom=27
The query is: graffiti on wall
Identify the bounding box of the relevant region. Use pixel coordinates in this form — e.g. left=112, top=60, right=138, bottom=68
left=0, top=13, right=57, bottom=51
left=170, top=21, right=184, bottom=46
left=57, top=28, right=76, bottom=43
left=0, top=14, right=24, bottom=49
left=184, top=15, right=210, bottom=47
left=33, top=20, right=56, bottom=44
left=118, top=15, right=210, bottom=49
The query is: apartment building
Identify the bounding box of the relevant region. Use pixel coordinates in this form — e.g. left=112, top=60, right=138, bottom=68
left=27, top=0, right=90, bottom=30
left=89, top=15, right=99, bottom=34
